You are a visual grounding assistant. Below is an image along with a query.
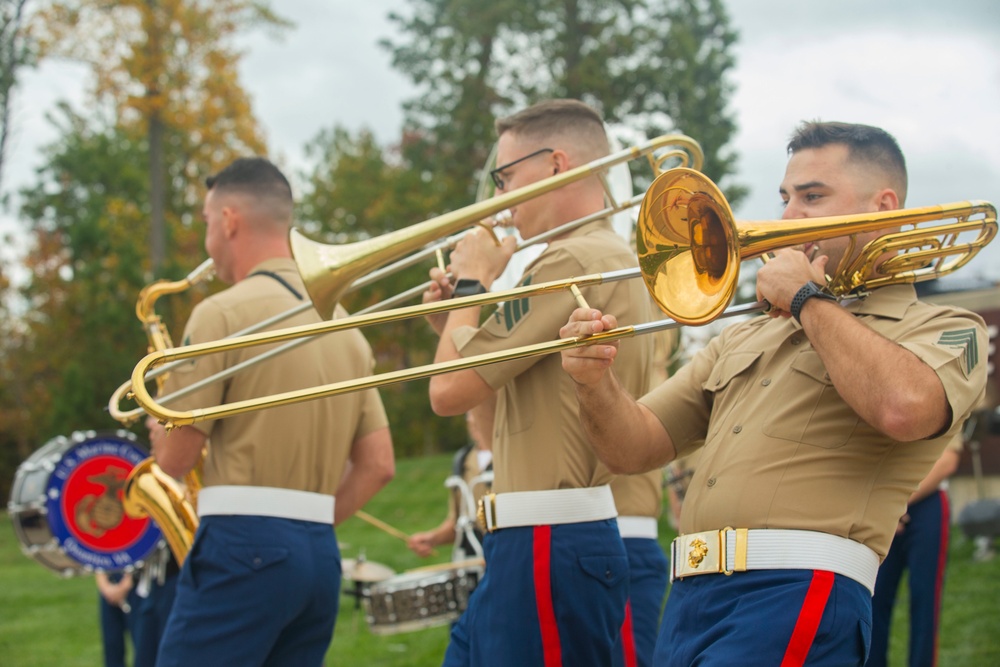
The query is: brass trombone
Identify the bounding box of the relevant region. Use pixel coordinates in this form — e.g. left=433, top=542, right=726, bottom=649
left=130, top=170, right=996, bottom=429
left=295, top=134, right=703, bottom=319
left=110, top=134, right=703, bottom=422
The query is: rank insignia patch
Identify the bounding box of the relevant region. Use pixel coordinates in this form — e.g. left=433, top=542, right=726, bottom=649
left=492, top=276, right=532, bottom=332
left=937, top=328, right=979, bottom=375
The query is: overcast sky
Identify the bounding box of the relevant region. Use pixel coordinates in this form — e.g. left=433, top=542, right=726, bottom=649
left=3, top=0, right=999, bottom=283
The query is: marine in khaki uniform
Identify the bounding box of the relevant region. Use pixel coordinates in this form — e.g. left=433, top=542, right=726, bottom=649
left=152, top=158, right=394, bottom=667
left=561, top=121, right=989, bottom=666
left=424, top=99, right=656, bottom=666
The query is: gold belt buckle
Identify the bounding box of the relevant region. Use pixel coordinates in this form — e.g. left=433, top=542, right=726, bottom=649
left=672, top=529, right=722, bottom=579
left=672, top=527, right=748, bottom=580
left=476, top=493, right=497, bottom=533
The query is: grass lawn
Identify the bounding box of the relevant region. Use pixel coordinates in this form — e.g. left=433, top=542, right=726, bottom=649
left=3, top=453, right=999, bottom=665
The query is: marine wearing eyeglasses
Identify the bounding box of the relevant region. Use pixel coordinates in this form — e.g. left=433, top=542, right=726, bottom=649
left=422, top=99, right=663, bottom=667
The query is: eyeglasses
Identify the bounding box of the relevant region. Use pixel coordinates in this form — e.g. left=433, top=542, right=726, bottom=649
left=489, top=148, right=554, bottom=190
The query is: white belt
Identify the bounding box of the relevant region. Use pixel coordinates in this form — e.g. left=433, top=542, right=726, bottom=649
left=477, top=485, right=617, bottom=533
left=670, top=528, right=880, bottom=595
left=617, top=516, right=659, bottom=539
left=198, top=486, right=334, bottom=524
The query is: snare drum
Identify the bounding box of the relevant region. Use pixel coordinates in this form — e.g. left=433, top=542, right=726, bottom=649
left=8, top=430, right=163, bottom=576
left=363, top=558, right=485, bottom=635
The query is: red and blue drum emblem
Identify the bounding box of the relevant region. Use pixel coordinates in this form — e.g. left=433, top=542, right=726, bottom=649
left=45, top=434, right=162, bottom=570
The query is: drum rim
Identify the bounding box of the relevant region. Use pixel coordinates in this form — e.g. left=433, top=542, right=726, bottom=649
left=8, top=429, right=162, bottom=576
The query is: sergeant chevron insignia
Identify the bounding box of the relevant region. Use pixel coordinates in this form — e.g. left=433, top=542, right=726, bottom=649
left=492, top=275, right=533, bottom=332
left=937, top=328, right=979, bottom=375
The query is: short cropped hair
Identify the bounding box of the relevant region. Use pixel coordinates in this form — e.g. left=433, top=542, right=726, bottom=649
left=495, top=99, right=610, bottom=161
left=206, top=157, right=291, bottom=198
left=206, top=157, right=293, bottom=223
left=788, top=121, right=908, bottom=204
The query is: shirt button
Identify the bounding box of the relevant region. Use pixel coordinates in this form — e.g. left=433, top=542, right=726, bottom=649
left=733, top=425, right=742, bottom=434
left=707, top=477, right=717, bottom=487
left=761, top=378, right=771, bottom=386
left=791, top=338, right=802, bottom=346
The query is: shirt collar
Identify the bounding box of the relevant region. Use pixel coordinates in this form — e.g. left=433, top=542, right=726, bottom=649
left=845, top=283, right=917, bottom=320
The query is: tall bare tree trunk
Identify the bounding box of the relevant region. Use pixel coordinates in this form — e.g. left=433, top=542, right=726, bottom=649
left=149, top=111, right=165, bottom=274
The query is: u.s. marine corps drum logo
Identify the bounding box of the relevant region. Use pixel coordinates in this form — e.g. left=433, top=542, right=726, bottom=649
left=8, top=430, right=163, bottom=575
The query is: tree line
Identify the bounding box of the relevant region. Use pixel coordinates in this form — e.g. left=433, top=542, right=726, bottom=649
left=0, top=0, right=742, bottom=500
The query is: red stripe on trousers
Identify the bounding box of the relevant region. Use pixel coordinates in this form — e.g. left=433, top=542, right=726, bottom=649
left=932, top=489, right=951, bottom=667
left=533, top=525, right=563, bottom=667
left=780, top=570, right=835, bottom=667
left=619, top=600, right=637, bottom=667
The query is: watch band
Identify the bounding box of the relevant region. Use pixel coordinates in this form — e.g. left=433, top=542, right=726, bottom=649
left=790, top=281, right=836, bottom=323
left=452, top=279, right=488, bottom=298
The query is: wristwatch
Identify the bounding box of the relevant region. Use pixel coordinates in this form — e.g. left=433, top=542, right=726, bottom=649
left=452, top=279, right=488, bottom=298
left=790, top=281, right=836, bottom=323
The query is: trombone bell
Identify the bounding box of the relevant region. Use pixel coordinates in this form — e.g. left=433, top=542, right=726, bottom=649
left=637, top=169, right=739, bottom=325
left=637, top=168, right=998, bottom=326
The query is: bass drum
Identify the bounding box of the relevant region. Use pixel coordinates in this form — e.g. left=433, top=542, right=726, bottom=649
left=8, top=430, right=164, bottom=577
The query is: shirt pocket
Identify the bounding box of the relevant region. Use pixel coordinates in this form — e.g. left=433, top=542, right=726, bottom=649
left=701, top=351, right=761, bottom=396
left=763, top=350, right=859, bottom=449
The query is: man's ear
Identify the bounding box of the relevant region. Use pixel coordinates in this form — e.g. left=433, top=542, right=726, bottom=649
left=222, top=205, right=240, bottom=239
left=550, top=149, right=571, bottom=175
left=875, top=188, right=899, bottom=212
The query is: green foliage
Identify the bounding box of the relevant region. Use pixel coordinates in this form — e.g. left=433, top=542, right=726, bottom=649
left=382, top=0, right=746, bottom=208
left=297, top=126, right=469, bottom=456
left=11, top=109, right=150, bottom=447
left=0, top=1, right=288, bottom=494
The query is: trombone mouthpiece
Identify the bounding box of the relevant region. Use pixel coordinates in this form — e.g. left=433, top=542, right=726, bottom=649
left=493, top=210, right=513, bottom=226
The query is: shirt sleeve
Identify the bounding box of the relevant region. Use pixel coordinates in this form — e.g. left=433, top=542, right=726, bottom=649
left=454, top=243, right=638, bottom=390
left=158, top=298, right=231, bottom=438
left=896, top=309, right=989, bottom=432
left=639, top=326, right=725, bottom=459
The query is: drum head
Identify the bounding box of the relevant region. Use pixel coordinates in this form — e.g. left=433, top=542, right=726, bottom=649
left=8, top=430, right=163, bottom=576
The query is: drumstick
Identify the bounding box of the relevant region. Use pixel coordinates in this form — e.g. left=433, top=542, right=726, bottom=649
left=353, top=510, right=439, bottom=556
left=354, top=510, right=413, bottom=542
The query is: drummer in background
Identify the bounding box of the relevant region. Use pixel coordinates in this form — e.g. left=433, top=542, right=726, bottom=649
left=149, top=157, right=394, bottom=666
left=422, top=99, right=656, bottom=666
left=96, top=570, right=139, bottom=667
left=120, top=416, right=183, bottom=667
left=407, top=401, right=494, bottom=561
left=95, top=416, right=180, bottom=667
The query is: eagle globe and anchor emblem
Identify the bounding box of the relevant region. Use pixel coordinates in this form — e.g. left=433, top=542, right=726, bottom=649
left=40, top=431, right=162, bottom=572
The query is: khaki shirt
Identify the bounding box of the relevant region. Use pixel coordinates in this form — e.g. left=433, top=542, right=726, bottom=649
left=640, top=284, right=988, bottom=558
left=453, top=221, right=655, bottom=494
left=610, top=469, right=663, bottom=519
left=162, top=257, right=388, bottom=496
